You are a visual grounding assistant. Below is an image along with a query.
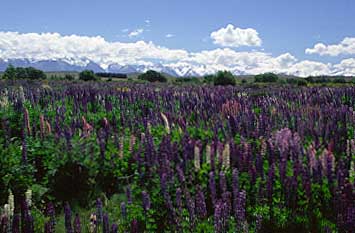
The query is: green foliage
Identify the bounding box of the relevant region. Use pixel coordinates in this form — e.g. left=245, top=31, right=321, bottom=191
left=79, top=70, right=98, bottom=81
left=64, top=74, right=75, bottom=81
left=254, top=73, right=279, bottom=83
left=213, top=70, right=236, bottom=86
left=138, top=70, right=167, bottom=83
left=2, top=65, right=46, bottom=80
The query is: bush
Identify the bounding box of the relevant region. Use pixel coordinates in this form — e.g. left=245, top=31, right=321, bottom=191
left=138, top=70, right=167, bottom=82
left=254, top=73, right=279, bottom=83
left=79, top=70, right=97, bottom=81
left=96, top=72, right=127, bottom=79
left=64, top=74, right=75, bottom=81
left=213, top=71, right=236, bottom=86
left=2, top=65, right=46, bottom=80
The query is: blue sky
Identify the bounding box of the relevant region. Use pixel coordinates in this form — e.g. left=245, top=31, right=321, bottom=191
left=0, top=0, right=355, bottom=76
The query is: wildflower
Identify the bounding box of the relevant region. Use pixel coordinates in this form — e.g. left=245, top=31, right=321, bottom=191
left=195, top=186, right=207, bottom=218
left=161, top=112, right=170, bottom=134
left=25, top=189, right=32, bottom=207
left=120, top=202, right=127, bottom=219
left=89, top=214, right=97, bottom=233
left=73, top=214, right=81, bottom=233
left=111, top=224, right=118, bottom=233
left=24, top=108, right=31, bottom=136
left=142, top=191, right=151, bottom=212
left=64, top=202, right=73, bottom=233
left=194, top=144, right=201, bottom=172
left=222, top=143, right=230, bottom=170
left=205, top=144, right=211, bottom=165
left=103, top=214, right=109, bottom=233
left=96, top=198, right=103, bottom=225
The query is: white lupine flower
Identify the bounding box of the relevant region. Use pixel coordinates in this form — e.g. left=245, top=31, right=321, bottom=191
left=4, top=204, right=11, bottom=217
left=194, top=145, right=201, bottom=172
left=205, top=145, right=211, bottom=165
left=350, top=161, right=355, bottom=181
left=222, top=143, right=230, bottom=170
left=8, top=191, right=14, bottom=217
left=160, top=113, right=170, bottom=134
left=25, top=189, right=32, bottom=207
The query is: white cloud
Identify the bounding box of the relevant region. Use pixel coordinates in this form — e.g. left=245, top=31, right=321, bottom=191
left=210, top=24, right=262, bottom=48
left=128, top=28, right=144, bottom=38
left=333, top=58, right=355, bottom=76
left=145, top=19, right=151, bottom=24
left=165, top=34, right=175, bottom=38
left=0, top=31, right=354, bottom=76
left=306, top=37, right=355, bottom=56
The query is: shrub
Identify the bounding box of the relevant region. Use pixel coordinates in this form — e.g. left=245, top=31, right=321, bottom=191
left=2, top=65, right=46, bottom=80
left=64, top=74, right=75, bottom=81
left=79, top=70, right=97, bottom=81
left=254, top=73, right=279, bottom=83
left=138, top=70, right=167, bottom=82
left=213, top=71, right=236, bottom=86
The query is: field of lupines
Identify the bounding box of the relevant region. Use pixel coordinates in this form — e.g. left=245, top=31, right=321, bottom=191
left=0, top=80, right=354, bottom=233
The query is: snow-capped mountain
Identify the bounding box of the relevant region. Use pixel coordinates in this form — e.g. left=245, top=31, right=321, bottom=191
left=0, top=59, right=211, bottom=77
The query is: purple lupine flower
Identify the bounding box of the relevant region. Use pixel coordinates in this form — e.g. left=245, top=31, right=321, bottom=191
left=175, top=188, right=183, bottom=213
left=21, top=199, right=30, bottom=232
left=221, top=191, right=232, bottom=216
left=103, top=213, right=109, bottom=233
left=255, top=214, right=262, bottom=233
left=236, top=190, right=246, bottom=226
left=195, top=186, right=207, bottom=219
left=64, top=202, right=73, bottom=233
left=214, top=200, right=227, bottom=233
left=96, top=198, right=103, bottom=225
left=120, top=202, right=127, bottom=219
left=142, top=191, right=151, bottom=213
left=209, top=172, right=217, bottom=206
left=73, top=214, right=81, bottom=233
left=0, top=215, right=9, bottom=233
left=24, top=214, right=34, bottom=233
left=46, top=202, right=56, bottom=228
left=219, top=171, right=227, bottom=194
left=126, top=186, right=132, bottom=205
left=130, top=219, right=139, bottom=233
left=111, top=224, right=118, bottom=233
left=44, top=221, right=54, bottom=233
left=12, top=214, right=20, bottom=233
left=22, top=137, right=27, bottom=165
left=185, top=191, right=196, bottom=224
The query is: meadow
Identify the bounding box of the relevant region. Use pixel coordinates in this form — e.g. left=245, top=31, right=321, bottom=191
left=0, top=79, right=354, bottom=232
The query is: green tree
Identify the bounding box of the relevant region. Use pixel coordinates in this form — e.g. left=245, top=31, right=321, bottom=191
left=138, top=70, right=167, bottom=82
left=2, top=64, right=17, bottom=79
left=213, top=70, right=236, bottom=86
left=254, top=73, right=279, bottom=83
left=79, top=70, right=97, bottom=81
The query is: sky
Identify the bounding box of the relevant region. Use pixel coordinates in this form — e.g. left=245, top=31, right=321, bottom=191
left=0, top=0, right=355, bottom=76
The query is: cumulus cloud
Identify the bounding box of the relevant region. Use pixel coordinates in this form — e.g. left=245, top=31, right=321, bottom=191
left=165, top=34, right=175, bottom=38
left=210, top=24, right=262, bottom=47
left=128, top=28, right=144, bottom=38
left=306, top=37, right=355, bottom=56
left=0, top=31, right=354, bottom=76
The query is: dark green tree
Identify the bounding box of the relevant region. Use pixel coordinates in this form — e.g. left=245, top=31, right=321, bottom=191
left=213, top=71, right=236, bottom=86
left=79, top=70, right=97, bottom=81
left=254, top=73, right=279, bottom=83
left=138, top=70, right=167, bottom=82
left=2, top=64, right=17, bottom=79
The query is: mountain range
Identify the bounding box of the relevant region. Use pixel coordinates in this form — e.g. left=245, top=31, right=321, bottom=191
left=0, top=59, right=207, bottom=77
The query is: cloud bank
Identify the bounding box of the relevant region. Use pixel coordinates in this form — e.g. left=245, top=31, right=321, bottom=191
left=0, top=31, right=354, bottom=76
